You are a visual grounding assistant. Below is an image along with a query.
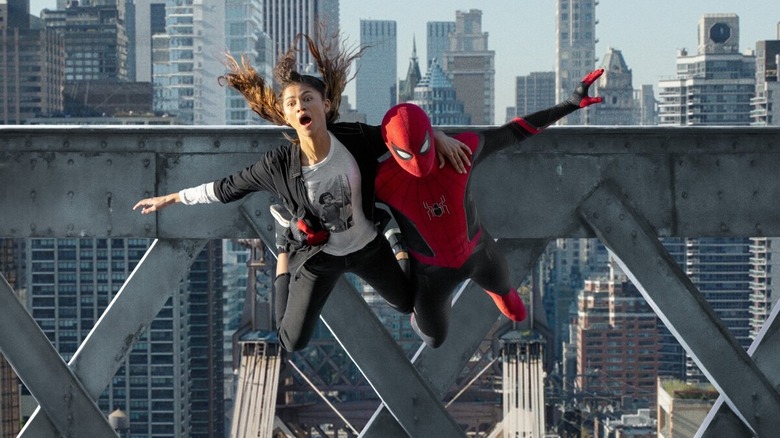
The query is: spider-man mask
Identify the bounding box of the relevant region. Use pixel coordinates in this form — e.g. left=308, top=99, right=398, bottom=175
left=381, top=103, right=435, bottom=177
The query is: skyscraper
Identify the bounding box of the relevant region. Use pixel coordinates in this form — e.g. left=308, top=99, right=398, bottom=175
left=751, top=38, right=780, bottom=126
left=25, top=238, right=224, bottom=437
left=589, top=48, right=642, bottom=126
left=0, top=0, right=64, bottom=124
left=261, top=0, right=338, bottom=66
left=555, top=0, right=597, bottom=125
left=658, top=14, right=756, bottom=126
left=225, top=0, right=274, bottom=125
left=442, top=9, right=494, bottom=125
left=398, top=38, right=422, bottom=104
left=748, top=238, right=780, bottom=339
left=41, top=0, right=130, bottom=82
left=426, top=20, right=455, bottom=69
left=410, top=59, right=470, bottom=126
left=356, top=19, right=397, bottom=124
left=152, top=0, right=226, bottom=124
left=575, top=270, right=660, bottom=407
left=513, top=71, right=555, bottom=121
left=131, top=0, right=166, bottom=82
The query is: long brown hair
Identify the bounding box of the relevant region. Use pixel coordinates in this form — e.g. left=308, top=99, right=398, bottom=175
left=220, top=31, right=365, bottom=126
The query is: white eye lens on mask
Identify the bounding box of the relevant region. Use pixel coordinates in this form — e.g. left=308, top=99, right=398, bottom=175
left=393, top=145, right=413, bottom=160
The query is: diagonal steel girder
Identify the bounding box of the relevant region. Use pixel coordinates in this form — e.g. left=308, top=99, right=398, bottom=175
left=239, top=203, right=466, bottom=437
left=360, top=239, right=550, bottom=437
left=20, top=239, right=207, bottom=438
left=577, top=181, right=780, bottom=437
left=0, top=273, right=119, bottom=437
left=697, top=287, right=780, bottom=437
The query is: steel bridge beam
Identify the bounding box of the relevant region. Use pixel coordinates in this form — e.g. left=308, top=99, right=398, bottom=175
left=4, top=126, right=780, bottom=437
left=578, top=181, right=780, bottom=437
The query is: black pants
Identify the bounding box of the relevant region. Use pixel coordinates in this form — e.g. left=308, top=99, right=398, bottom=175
left=275, top=232, right=413, bottom=351
left=412, top=229, right=511, bottom=348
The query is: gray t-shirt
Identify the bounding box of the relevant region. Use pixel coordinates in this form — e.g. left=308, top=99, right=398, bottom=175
left=302, top=132, right=376, bottom=256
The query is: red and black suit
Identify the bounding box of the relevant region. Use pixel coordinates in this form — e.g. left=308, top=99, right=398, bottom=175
left=376, top=69, right=603, bottom=347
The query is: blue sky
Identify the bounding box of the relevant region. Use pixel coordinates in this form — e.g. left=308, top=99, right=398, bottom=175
left=30, top=0, right=780, bottom=123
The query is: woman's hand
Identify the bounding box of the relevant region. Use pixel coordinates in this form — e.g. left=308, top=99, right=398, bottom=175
left=132, top=193, right=180, bottom=215
left=433, top=130, right=472, bottom=174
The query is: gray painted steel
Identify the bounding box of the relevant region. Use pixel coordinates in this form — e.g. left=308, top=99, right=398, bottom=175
left=360, top=239, right=549, bottom=437
left=579, top=182, right=780, bottom=437
left=4, top=126, right=780, bottom=437
left=19, top=239, right=207, bottom=438
left=0, top=274, right=119, bottom=437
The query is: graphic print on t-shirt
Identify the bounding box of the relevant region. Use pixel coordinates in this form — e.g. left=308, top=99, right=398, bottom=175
left=309, top=175, right=353, bottom=232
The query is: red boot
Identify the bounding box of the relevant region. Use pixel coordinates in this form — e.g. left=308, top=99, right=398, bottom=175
left=485, top=289, right=527, bottom=322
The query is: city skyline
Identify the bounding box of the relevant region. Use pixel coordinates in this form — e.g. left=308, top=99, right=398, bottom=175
left=27, top=0, right=780, bottom=123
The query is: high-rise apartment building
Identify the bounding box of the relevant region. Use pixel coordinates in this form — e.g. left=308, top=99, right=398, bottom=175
left=658, top=14, right=756, bottom=126
left=426, top=20, right=455, bottom=69
left=152, top=0, right=226, bottom=124
left=751, top=39, right=780, bottom=125
left=575, top=271, right=660, bottom=407
left=0, top=0, right=64, bottom=124
left=356, top=19, right=397, bottom=124
left=26, top=238, right=224, bottom=437
left=512, top=71, right=555, bottom=121
left=555, top=0, right=597, bottom=125
left=749, top=238, right=780, bottom=339
left=225, top=0, right=274, bottom=125
left=442, top=9, right=494, bottom=125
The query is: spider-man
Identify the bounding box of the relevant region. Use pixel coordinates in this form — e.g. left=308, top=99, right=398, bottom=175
left=376, top=69, right=603, bottom=348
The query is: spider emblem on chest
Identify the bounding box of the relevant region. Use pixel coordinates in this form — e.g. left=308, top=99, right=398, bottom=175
left=423, top=195, right=450, bottom=220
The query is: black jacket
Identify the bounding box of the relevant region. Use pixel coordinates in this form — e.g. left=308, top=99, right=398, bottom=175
left=211, top=122, right=387, bottom=273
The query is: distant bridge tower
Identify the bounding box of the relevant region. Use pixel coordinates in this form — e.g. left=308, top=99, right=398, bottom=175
left=229, top=240, right=282, bottom=437
left=501, top=331, right=546, bottom=437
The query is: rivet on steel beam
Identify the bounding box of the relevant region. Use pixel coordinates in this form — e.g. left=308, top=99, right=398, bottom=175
left=605, top=226, right=612, bottom=233
left=176, top=140, right=183, bottom=147
left=67, top=191, right=74, bottom=200
left=214, top=140, right=221, bottom=148
left=30, top=159, right=36, bottom=170
left=251, top=140, right=259, bottom=148
left=267, top=225, right=273, bottom=232
left=255, top=210, right=261, bottom=217
left=143, top=158, right=150, bottom=168
left=592, top=212, right=599, bottom=219
left=30, top=223, right=36, bottom=231
left=753, top=190, right=759, bottom=198
left=717, top=191, right=724, bottom=200
left=101, top=141, right=107, bottom=148
left=631, top=230, right=637, bottom=238
left=30, top=190, right=36, bottom=201
left=681, top=192, right=688, bottom=199
left=145, top=224, right=151, bottom=232
left=67, top=159, right=74, bottom=165
left=715, top=159, right=720, bottom=167
left=25, top=139, right=31, bottom=147
left=106, top=159, right=112, bottom=166
left=720, top=223, right=729, bottom=232
left=63, top=140, right=70, bottom=148
left=756, top=223, right=763, bottom=234
left=618, top=213, right=625, bottom=221
left=138, top=141, right=146, bottom=148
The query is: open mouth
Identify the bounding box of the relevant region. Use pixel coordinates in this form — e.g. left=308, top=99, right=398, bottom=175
left=299, top=115, right=312, bottom=126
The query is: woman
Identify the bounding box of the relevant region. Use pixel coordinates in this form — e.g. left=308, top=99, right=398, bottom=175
left=133, top=33, right=466, bottom=351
